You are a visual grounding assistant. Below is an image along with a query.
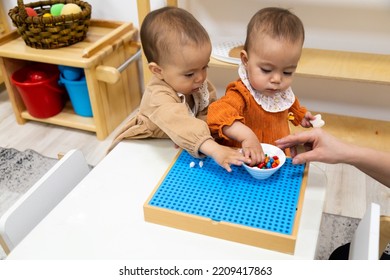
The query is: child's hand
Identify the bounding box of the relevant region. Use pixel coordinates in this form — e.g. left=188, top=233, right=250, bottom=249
left=301, top=111, right=315, bottom=128
left=309, top=114, right=325, bottom=128
left=199, top=139, right=250, bottom=172
left=211, top=145, right=251, bottom=172
left=221, top=121, right=264, bottom=165
left=241, top=137, right=265, bottom=166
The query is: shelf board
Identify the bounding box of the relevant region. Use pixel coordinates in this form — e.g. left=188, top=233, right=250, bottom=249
left=297, top=48, right=390, bottom=84
left=210, top=48, right=390, bottom=85
left=20, top=103, right=96, bottom=132
left=209, top=56, right=238, bottom=69
left=0, top=20, right=134, bottom=68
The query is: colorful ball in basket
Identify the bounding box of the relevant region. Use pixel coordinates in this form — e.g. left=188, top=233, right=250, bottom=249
left=61, top=3, right=82, bottom=15
left=25, top=7, right=37, bottom=17
left=59, top=74, right=93, bottom=117
left=11, top=63, right=66, bottom=118
left=242, top=143, right=286, bottom=180
left=50, top=3, right=64, bottom=16
left=8, top=0, right=92, bottom=49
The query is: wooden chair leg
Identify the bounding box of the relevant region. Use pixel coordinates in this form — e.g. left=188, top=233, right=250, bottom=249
left=379, top=216, right=390, bottom=258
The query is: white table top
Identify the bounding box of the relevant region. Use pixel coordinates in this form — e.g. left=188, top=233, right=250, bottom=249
left=7, top=139, right=327, bottom=260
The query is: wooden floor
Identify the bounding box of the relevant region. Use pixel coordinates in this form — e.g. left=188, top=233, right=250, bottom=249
left=0, top=84, right=389, bottom=219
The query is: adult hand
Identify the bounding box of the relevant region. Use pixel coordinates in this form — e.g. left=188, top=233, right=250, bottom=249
left=276, top=128, right=390, bottom=188
left=275, top=128, right=348, bottom=164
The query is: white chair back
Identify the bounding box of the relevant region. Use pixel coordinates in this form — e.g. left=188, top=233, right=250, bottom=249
left=349, top=202, right=380, bottom=260
left=0, top=149, right=90, bottom=254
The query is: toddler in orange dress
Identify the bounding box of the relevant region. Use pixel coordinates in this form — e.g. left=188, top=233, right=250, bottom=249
left=207, top=7, right=315, bottom=165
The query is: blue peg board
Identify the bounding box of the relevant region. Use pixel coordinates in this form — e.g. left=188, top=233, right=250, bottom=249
left=148, top=150, right=306, bottom=235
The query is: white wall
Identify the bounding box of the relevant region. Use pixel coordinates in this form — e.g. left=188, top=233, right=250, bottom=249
left=179, top=0, right=390, bottom=55
left=3, top=0, right=389, bottom=54
left=3, top=0, right=390, bottom=54
left=2, top=0, right=390, bottom=120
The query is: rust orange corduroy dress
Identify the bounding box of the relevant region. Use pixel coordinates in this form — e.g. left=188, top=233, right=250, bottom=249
left=207, top=79, right=307, bottom=153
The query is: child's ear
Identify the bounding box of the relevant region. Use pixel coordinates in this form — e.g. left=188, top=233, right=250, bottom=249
left=148, top=62, right=164, bottom=79
left=240, top=50, right=249, bottom=67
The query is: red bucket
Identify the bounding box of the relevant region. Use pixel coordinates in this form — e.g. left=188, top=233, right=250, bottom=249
left=11, top=63, right=66, bottom=118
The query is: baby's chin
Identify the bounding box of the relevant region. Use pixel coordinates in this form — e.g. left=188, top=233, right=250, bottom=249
left=260, top=87, right=288, bottom=96
left=260, top=89, right=278, bottom=96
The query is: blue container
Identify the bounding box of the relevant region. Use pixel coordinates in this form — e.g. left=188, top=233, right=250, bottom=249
left=59, top=74, right=93, bottom=117
left=58, top=65, right=84, bottom=81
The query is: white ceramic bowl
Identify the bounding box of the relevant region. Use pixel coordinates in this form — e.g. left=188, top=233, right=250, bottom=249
left=242, top=143, right=286, bottom=180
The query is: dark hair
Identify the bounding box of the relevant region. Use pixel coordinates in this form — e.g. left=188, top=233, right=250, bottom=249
left=140, top=6, right=210, bottom=64
left=244, top=7, right=305, bottom=52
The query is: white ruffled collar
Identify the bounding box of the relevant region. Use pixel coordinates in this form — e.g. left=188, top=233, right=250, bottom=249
left=177, top=80, right=210, bottom=116
left=238, top=63, right=295, bottom=112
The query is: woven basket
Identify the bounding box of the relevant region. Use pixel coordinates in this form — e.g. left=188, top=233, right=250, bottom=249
left=8, top=0, right=92, bottom=49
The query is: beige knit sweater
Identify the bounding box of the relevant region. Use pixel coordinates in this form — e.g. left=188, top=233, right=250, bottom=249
left=109, top=76, right=217, bottom=158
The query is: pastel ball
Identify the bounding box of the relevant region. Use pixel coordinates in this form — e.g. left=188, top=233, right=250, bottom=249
left=60, top=3, right=82, bottom=15
left=50, top=3, right=64, bottom=16
left=25, top=7, right=38, bottom=17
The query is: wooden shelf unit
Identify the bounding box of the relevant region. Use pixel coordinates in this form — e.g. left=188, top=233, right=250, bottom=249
left=0, top=20, right=142, bottom=140
left=0, top=3, right=10, bottom=84
left=0, top=5, right=10, bottom=40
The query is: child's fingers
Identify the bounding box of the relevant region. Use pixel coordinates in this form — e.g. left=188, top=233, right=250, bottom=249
left=222, top=163, right=232, bottom=172
left=242, top=148, right=252, bottom=159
